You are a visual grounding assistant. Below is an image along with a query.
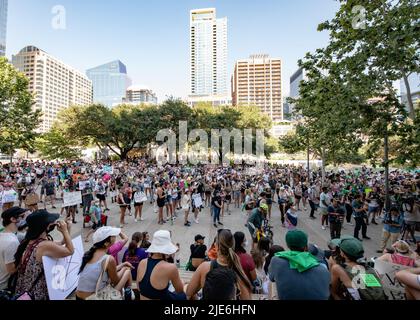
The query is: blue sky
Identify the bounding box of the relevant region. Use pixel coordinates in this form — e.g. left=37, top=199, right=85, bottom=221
left=6, top=0, right=340, bottom=102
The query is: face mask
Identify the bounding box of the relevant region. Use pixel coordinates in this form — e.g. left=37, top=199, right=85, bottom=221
left=243, top=240, right=249, bottom=248
left=16, top=218, right=26, bottom=229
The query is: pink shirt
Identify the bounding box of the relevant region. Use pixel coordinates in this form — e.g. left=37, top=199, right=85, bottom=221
left=108, top=241, right=125, bottom=264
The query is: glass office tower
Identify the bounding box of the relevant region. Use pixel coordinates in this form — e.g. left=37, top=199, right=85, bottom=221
left=86, top=60, right=131, bottom=107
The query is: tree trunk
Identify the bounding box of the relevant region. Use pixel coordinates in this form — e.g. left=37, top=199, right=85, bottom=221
left=403, top=74, right=415, bottom=120
left=384, top=129, right=390, bottom=212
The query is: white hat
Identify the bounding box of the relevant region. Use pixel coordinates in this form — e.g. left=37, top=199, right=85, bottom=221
left=146, top=230, right=178, bottom=255
left=92, top=226, right=121, bottom=244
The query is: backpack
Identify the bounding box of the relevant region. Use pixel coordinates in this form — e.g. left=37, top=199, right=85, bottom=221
left=342, top=264, right=387, bottom=300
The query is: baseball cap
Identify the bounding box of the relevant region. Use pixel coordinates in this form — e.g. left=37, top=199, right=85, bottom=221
left=259, top=203, right=268, bottom=211
left=285, top=229, right=308, bottom=250
left=1, top=207, right=27, bottom=222
left=331, top=236, right=364, bottom=259
left=195, top=234, right=205, bottom=242
left=92, top=226, right=121, bottom=244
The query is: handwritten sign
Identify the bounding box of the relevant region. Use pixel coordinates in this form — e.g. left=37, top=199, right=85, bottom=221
left=1, top=190, right=18, bottom=204
left=192, top=194, right=203, bottom=208
left=374, top=259, right=408, bottom=300
left=134, top=191, right=148, bottom=203
left=63, top=191, right=82, bottom=207
left=43, top=236, right=84, bottom=300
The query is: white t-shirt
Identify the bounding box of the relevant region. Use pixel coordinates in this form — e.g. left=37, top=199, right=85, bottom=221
left=181, top=194, right=190, bottom=210
left=319, top=192, right=330, bottom=209
left=0, top=232, right=19, bottom=290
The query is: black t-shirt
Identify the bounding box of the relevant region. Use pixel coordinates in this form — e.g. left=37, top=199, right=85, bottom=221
left=211, top=195, right=221, bottom=208
left=190, top=244, right=207, bottom=259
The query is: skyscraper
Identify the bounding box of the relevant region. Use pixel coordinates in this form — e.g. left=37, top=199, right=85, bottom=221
left=86, top=60, right=131, bottom=107
left=124, top=85, right=157, bottom=105
left=12, top=46, right=93, bottom=132
left=289, top=67, right=307, bottom=118
left=232, top=54, right=283, bottom=121
left=189, top=8, right=228, bottom=106
left=0, top=0, right=7, bottom=56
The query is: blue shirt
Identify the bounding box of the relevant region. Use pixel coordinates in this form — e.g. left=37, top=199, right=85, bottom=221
left=383, top=213, right=404, bottom=233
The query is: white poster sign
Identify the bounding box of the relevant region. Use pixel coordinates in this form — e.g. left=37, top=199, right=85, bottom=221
left=192, top=194, right=203, bottom=208
left=43, top=236, right=84, bottom=300
left=134, top=191, right=148, bottom=203
left=1, top=190, right=18, bottom=204
left=374, top=259, right=409, bottom=300
left=63, top=191, right=82, bottom=207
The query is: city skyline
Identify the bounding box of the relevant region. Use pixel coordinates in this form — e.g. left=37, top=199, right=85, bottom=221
left=0, top=0, right=7, bottom=56
left=5, top=0, right=341, bottom=102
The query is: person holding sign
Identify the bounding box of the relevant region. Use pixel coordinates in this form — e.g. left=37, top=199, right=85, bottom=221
left=14, top=210, right=74, bottom=300
left=133, top=186, right=147, bottom=222
left=1, top=183, right=18, bottom=213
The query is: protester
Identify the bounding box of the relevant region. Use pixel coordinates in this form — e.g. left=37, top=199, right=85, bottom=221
left=187, top=235, right=207, bottom=272
left=122, top=232, right=148, bottom=280
left=328, top=198, right=346, bottom=240
left=378, top=207, right=404, bottom=253
left=268, top=229, right=330, bottom=300
left=233, top=231, right=257, bottom=285
left=137, top=230, right=186, bottom=300
left=377, top=240, right=418, bottom=267
left=0, top=207, right=27, bottom=290
left=14, top=210, right=74, bottom=300
left=76, top=227, right=134, bottom=300
left=395, top=268, right=420, bottom=300
left=186, top=229, right=252, bottom=300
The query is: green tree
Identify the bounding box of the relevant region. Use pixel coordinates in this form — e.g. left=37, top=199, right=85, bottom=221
left=0, top=57, right=41, bottom=161
left=35, top=125, right=83, bottom=160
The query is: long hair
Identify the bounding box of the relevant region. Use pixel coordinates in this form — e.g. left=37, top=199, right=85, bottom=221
left=14, top=224, right=52, bottom=268
left=233, top=232, right=246, bottom=254
left=217, top=229, right=252, bottom=291
left=79, top=237, right=111, bottom=274
left=128, top=232, right=143, bottom=257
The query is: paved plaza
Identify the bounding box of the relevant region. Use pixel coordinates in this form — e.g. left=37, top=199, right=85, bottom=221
left=51, top=196, right=387, bottom=265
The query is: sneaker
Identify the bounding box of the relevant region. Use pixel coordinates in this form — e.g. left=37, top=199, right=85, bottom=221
left=134, top=219, right=138, bottom=223
left=310, top=216, right=316, bottom=220
left=322, top=226, right=326, bottom=230
left=140, top=218, right=145, bottom=221
left=214, top=223, right=218, bottom=228
left=129, top=212, right=132, bottom=216
left=363, top=236, right=371, bottom=240
left=218, top=222, right=224, bottom=226
left=184, top=222, right=191, bottom=227
left=195, top=219, right=199, bottom=224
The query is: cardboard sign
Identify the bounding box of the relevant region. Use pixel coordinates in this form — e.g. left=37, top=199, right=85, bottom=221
left=374, top=259, right=409, bottom=300
left=43, top=236, right=84, bottom=300
left=192, top=194, right=203, bottom=208
left=63, top=191, right=82, bottom=207
left=1, top=190, right=17, bottom=204
left=78, top=181, right=91, bottom=190
left=134, top=191, right=148, bottom=203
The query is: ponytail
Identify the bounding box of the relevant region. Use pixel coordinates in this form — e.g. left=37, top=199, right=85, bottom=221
left=128, top=241, right=137, bottom=257
left=79, top=237, right=110, bottom=274
left=14, top=239, right=30, bottom=268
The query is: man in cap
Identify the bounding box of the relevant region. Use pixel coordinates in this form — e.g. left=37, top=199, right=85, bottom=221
left=330, top=236, right=386, bottom=300
left=268, top=229, right=330, bottom=300
left=0, top=207, right=27, bottom=290
left=247, top=201, right=268, bottom=247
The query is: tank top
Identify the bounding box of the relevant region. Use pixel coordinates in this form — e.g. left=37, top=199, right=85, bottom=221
left=77, top=254, right=109, bottom=293
left=391, top=253, right=415, bottom=267
left=138, top=258, right=170, bottom=300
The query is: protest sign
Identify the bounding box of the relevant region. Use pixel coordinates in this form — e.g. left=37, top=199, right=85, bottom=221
left=43, top=236, right=84, bottom=300
left=192, top=194, right=203, bottom=208
left=1, top=190, right=18, bottom=204
left=134, top=191, right=148, bottom=203
left=374, top=259, right=408, bottom=300
left=63, top=191, right=82, bottom=207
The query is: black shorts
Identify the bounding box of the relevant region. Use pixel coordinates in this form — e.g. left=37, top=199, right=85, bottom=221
left=295, top=195, right=302, bottom=200
left=157, top=199, right=165, bottom=208
left=97, top=194, right=106, bottom=201
left=134, top=202, right=144, bottom=207
left=225, top=195, right=232, bottom=201
left=205, top=191, right=211, bottom=196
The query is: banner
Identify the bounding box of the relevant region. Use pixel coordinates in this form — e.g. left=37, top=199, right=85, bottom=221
left=43, top=236, right=84, bottom=300
left=63, top=191, right=82, bottom=207
left=103, top=165, right=113, bottom=174
left=374, top=259, right=409, bottom=300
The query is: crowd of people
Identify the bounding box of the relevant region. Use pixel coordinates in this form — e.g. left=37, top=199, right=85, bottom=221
left=0, top=159, right=419, bottom=300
